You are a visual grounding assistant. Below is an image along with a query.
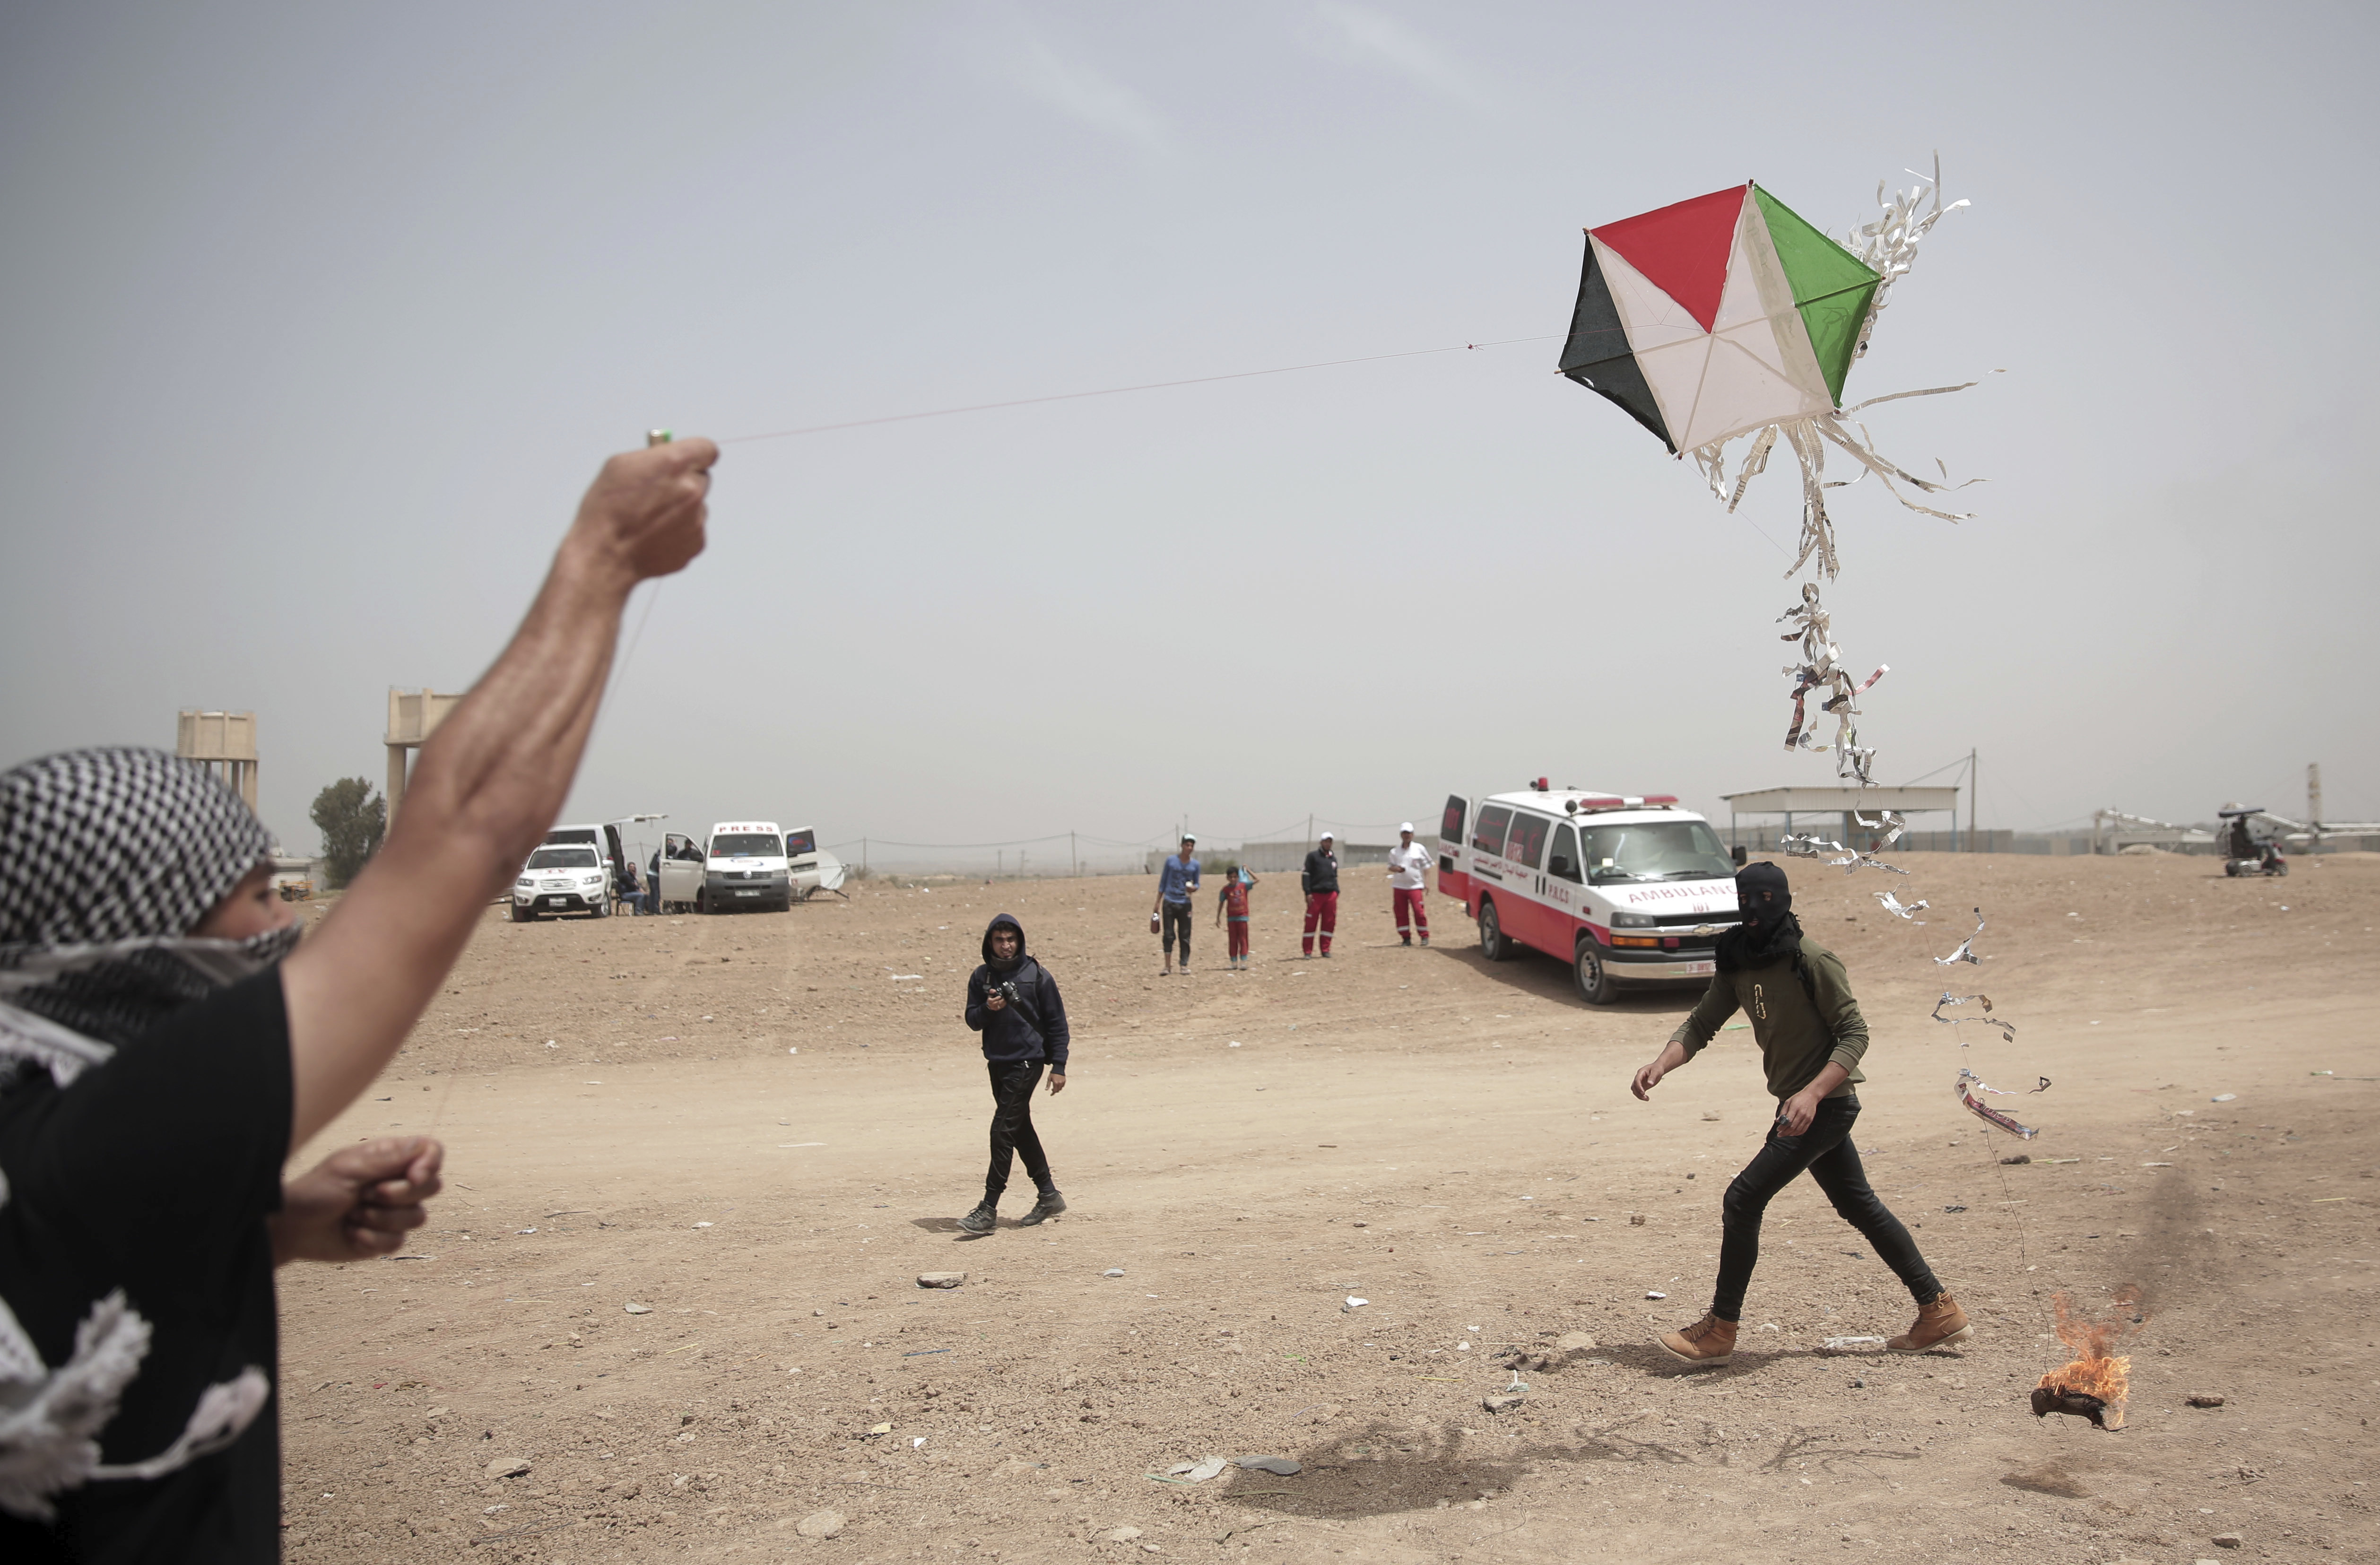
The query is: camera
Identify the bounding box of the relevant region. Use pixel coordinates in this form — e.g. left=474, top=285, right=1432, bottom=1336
left=993, top=980, right=1023, bottom=1006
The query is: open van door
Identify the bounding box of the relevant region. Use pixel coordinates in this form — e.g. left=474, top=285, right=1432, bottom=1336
left=783, top=826, right=822, bottom=902
left=658, top=832, right=703, bottom=912
left=602, top=823, right=629, bottom=911
left=1437, top=794, right=1472, bottom=905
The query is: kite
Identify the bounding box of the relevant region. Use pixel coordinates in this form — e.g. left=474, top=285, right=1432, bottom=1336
left=1872, top=889, right=1928, bottom=921
left=1559, top=180, right=1884, bottom=462
left=1557, top=169, right=1976, bottom=570
left=1558, top=163, right=1979, bottom=787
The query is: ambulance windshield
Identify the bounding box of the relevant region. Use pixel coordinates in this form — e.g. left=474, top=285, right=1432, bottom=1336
left=1577, top=820, right=1734, bottom=885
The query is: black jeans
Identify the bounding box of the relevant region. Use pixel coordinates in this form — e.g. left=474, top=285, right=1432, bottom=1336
left=1712, top=1093, right=1939, bottom=1322
left=985, top=1059, right=1054, bottom=1201
left=1162, top=900, right=1194, bottom=961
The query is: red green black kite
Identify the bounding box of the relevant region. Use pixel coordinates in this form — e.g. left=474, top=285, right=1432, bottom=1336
left=1560, top=183, right=1883, bottom=455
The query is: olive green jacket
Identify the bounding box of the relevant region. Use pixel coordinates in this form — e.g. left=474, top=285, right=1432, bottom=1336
left=1668, top=933, right=1870, bottom=1100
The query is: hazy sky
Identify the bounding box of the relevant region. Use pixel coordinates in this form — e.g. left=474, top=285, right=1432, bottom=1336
left=5, top=2, right=2373, bottom=870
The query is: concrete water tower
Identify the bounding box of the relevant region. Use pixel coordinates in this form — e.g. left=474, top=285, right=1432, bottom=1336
left=176, top=710, right=259, bottom=811
left=384, top=687, right=465, bottom=827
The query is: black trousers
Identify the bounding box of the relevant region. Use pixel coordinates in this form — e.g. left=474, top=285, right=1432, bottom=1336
left=985, top=1059, right=1054, bottom=1200
left=1162, top=900, right=1193, bottom=960
left=1712, top=1093, right=1939, bottom=1321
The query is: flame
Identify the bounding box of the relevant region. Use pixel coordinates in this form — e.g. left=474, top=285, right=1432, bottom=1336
left=2034, top=1286, right=2146, bottom=1429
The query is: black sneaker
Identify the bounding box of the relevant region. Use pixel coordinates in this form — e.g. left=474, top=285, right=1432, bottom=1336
left=956, top=1200, right=997, bottom=1235
left=1019, top=1190, right=1068, bottom=1226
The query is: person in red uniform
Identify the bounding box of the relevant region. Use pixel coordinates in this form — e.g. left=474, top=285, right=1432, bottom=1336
left=1385, top=822, right=1431, bottom=947
left=1213, top=867, right=1259, bottom=970
left=1301, top=831, right=1339, bottom=957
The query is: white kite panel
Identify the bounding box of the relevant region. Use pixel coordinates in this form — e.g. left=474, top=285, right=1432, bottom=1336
left=1593, top=237, right=1712, bottom=447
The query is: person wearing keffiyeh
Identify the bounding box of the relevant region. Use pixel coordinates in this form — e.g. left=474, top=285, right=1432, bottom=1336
left=0, top=435, right=717, bottom=1557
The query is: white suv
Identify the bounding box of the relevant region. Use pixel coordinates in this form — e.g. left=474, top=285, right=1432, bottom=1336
left=512, top=843, right=613, bottom=921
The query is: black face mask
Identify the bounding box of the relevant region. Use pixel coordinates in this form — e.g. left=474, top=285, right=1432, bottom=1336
left=1716, top=862, right=1799, bottom=971
left=1735, top=862, right=1792, bottom=932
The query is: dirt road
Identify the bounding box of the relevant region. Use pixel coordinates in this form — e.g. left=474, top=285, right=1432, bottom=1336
left=277, top=852, right=2379, bottom=1564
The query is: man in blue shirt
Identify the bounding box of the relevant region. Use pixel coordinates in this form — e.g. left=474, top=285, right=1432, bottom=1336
left=1151, top=834, right=1201, bottom=975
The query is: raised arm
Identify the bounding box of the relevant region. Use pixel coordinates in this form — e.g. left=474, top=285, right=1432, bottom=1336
left=279, top=440, right=716, bottom=1148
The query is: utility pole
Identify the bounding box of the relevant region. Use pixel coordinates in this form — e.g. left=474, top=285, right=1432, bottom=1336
left=862, top=837, right=868, bottom=874
left=1969, top=748, right=1979, bottom=852
left=1071, top=831, right=1077, bottom=879
left=1306, top=813, right=1314, bottom=851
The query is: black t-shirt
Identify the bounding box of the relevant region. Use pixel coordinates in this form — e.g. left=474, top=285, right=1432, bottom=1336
left=0, top=969, right=292, bottom=1562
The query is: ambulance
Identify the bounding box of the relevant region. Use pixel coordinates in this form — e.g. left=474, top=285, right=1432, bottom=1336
left=1436, top=780, right=1742, bottom=1004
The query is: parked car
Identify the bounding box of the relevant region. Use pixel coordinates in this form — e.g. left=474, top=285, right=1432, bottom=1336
left=512, top=843, right=613, bottom=921
left=540, top=815, right=666, bottom=912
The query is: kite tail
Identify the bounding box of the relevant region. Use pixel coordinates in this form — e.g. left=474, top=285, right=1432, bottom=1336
left=1814, top=413, right=1980, bottom=524
left=1694, top=424, right=1779, bottom=514
left=1846, top=153, right=1970, bottom=365
left=1782, top=420, right=1838, bottom=579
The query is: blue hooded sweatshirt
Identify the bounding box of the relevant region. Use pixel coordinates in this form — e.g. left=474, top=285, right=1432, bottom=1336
left=964, top=913, right=1069, bottom=1070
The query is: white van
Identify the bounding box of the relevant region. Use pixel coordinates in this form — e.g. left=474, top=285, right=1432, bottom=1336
left=1437, top=781, right=1740, bottom=1004
left=656, top=821, right=792, bottom=913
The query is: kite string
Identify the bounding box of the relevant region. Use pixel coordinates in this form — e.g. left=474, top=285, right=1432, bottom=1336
left=715, top=334, right=1558, bottom=445
left=1865, top=856, right=2063, bottom=1326
left=420, top=568, right=665, bottom=1139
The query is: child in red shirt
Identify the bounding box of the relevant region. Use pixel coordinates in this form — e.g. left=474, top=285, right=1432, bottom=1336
left=1214, top=867, right=1259, bottom=970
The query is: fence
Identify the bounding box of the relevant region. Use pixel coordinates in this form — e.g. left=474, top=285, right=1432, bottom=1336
left=1145, top=838, right=1434, bottom=875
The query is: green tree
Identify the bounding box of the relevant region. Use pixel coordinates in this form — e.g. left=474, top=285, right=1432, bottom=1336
left=310, top=777, right=386, bottom=890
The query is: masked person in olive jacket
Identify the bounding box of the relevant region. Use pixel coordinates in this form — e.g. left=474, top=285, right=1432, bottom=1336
left=1629, top=862, right=1971, bottom=1365
left=957, top=914, right=1068, bottom=1235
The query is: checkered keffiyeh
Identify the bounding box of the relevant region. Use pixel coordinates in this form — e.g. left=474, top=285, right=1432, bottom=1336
left=0, top=747, right=292, bottom=1082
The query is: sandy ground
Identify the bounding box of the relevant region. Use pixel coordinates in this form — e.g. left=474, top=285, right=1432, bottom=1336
left=274, top=851, right=2379, bottom=1565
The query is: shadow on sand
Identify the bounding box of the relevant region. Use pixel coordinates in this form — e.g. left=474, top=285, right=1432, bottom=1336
left=1425, top=940, right=1704, bottom=1017
left=1205, top=1345, right=1923, bottom=1525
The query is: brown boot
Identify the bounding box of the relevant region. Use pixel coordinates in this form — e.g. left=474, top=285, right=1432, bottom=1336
left=1887, top=1292, right=1974, bottom=1353
left=1658, top=1313, right=1737, bottom=1367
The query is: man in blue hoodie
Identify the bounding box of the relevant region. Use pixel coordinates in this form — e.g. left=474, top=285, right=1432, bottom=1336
left=958, top=913, right=1069, bottom=1234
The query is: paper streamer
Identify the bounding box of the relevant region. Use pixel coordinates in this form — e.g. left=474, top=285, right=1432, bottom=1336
left=1955, top=1067, right=2039, bottom=1139
left=1934, top=907, right=1987, bottom=966
left=1932, top=991, right=2014, bottom=1042
left=1777, top=584, right=1887, bottom=786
